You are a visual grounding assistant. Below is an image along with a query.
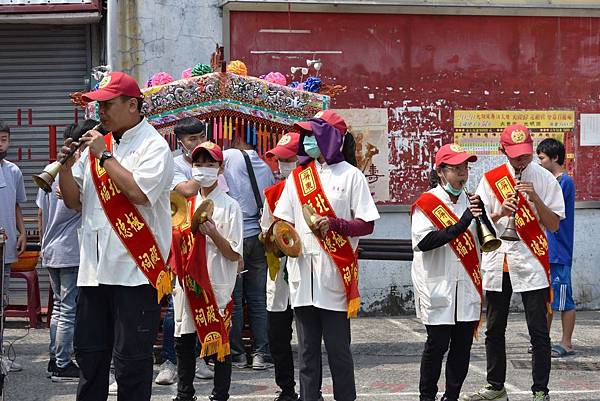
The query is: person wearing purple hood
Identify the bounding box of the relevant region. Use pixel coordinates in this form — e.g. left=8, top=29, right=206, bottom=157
left=273, top=110, right=380, bottom=401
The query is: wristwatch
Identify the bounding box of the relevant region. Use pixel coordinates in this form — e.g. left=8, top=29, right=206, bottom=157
left=99, top=150, right=113, bottom=167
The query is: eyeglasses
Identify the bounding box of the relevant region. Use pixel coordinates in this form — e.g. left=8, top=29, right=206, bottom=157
left=443, top=164, right=470, bottom=172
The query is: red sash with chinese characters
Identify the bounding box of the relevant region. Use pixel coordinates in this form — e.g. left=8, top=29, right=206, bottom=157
left=412, top=193, right=483, bottom=302
left=485, top=165, right=552, bottom=293
left=264, top=180, right=286, bottom=214
left=181, top=229, right=232, bottom=361
left=89, top=133, right=171, bottom=303
left=292, top=161, right=360, bottom=318
left=168, top=197, right=196, bottom=281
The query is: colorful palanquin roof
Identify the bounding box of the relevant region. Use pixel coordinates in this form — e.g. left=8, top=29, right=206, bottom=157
left=84, top=72, right=330, bottom=156
left=141, top=72, right=328, bottom=128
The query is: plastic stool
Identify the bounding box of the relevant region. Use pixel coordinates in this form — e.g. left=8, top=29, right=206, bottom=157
left=5, top=269, right=42, bottom=328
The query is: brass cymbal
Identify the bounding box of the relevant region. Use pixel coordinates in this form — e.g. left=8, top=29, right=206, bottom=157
left=302, top=204, right=322, bottom=238
left=170, top=191, right=188, bottom=227
left=191, top=199, right=214, bottom=234
left=272, top=220, right=301, bottom=258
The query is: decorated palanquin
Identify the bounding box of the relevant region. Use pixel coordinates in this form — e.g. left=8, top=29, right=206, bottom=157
left=86, top=72, right=330, bottom=156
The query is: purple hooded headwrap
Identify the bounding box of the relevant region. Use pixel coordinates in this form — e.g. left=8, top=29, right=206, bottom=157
left=297, top=118, right=345, bottom=166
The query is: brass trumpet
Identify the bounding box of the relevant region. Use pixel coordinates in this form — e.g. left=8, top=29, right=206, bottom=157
left=463, top=187, right=501, bottom=252
left=33, top=124, right=102, bottom=193
left=170, top=191, right=188, bottom=227
left=500, top=170, right=522, bottom=242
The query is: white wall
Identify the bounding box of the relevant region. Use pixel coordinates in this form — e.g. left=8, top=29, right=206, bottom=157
left=359, top=210, right=600, bottom=315
left=113, top=0, right=222, bottom=84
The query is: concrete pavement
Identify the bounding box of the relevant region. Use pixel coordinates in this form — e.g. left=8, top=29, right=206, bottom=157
left=2, top=311, right=600, bottom=401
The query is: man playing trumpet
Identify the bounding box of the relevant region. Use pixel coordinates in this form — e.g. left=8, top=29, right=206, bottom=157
left=463, top=124, right=565, bottom=401
left=58, top=71, right=174, bottom=401
left=411, top=144, right=492, bottom=401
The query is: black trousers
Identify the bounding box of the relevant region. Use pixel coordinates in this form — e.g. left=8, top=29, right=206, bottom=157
left=419, top=321, right=477, bottom=401
left=268, top=306, right=297, bottom=396
left=175, top=333, right=232, bottom=401
left=295, top=306, right=355, bottom=401
left=74, top=284, right=161, bottom=401
left=486, top=272, right=551, bottom=394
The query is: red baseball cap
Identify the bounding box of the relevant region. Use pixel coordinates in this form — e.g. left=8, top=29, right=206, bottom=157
left=294, top=110, right=347, bottom=135
left=191, top=141, right=223, bottom=162
left=81, top=71, right=143, bottom=103
left=266, top=132, right=300, bottom=159
left=500, top=124, right=533, bottom=158
left=435, top=143, right=477, bottom=167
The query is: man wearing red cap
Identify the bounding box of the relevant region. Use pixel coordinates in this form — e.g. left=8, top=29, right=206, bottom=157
left=411, top=144, right=493, bottom=401
left=463, top=125, right=565, bottom=401
left=172, top=141, right=243, bottom=401
left=412, top=144, right=491, bottom=401
left=260, top=132, right=303, bottom=401
left=58, top=71, right=175, bottom=401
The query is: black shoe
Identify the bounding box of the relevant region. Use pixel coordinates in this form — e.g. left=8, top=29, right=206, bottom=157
left=51, top=361, right=80, bottom=382
left=274, top=392, right=299, bottom=401
left=172, top=397, right=197, bottom=401
left=46, top=358, right=57, bottom=378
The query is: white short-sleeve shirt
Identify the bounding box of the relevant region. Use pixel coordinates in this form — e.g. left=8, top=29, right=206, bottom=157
left=71, top=118, right=174, bottom=287
left=411, top=185, right=482, bottom=325
left=173, top=186, right=243, bottom=336
left=273, top=161, right=380, bottom=312
left=0, top=159, right=27, bottom=264
left=476, top=161, right=565, bottom=293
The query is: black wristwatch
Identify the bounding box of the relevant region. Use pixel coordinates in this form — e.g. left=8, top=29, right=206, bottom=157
left=99, top=150, right=113, bottom=167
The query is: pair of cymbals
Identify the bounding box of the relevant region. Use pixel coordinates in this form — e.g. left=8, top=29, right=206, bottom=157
left=265, top=220, right=302, bottom=258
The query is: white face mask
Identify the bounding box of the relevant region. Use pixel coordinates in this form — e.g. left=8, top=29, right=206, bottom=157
left=278, top=160, right=297, bottom=178
left=192, top=166, right=219, bottom=187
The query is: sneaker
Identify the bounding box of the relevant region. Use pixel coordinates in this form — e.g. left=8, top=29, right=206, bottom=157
left=51, top=361, right=80, bottom=382
left=274, top=392, right=299, bottom=401
left=231, top=354, right=249, bottom=369
left=532, top=391, right=549, bottom=401
left=172, top=397, right=197, bottom=401
left=1, top=359, right=22, bottom=372
left=460, top=384, right=508, bottom=401
left=47, top=358, right=57, bottom=378
left=155, top=360, right=177, bottom=385
left=195, top=359, right=214, bottom=379
left=252, top=354, right=274, bottom=370
left=108, top=371, right=118, bottom=396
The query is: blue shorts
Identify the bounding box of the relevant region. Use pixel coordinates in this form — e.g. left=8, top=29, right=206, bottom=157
left=550, top=263, right=576, bottom=312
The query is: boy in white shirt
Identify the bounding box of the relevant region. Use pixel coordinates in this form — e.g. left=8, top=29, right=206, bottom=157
left=172, top=141, right=243, bottom=401
left=463, top=125, right=564, bottom=401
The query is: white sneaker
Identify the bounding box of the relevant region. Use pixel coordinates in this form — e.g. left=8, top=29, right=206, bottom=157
left=2, top=359, right=22, bottom=372
left=108, top=371, right=118, bottom=396
left=195, top=359, right=214, bottom=379
left=155, top=360, right=177, bottom=385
